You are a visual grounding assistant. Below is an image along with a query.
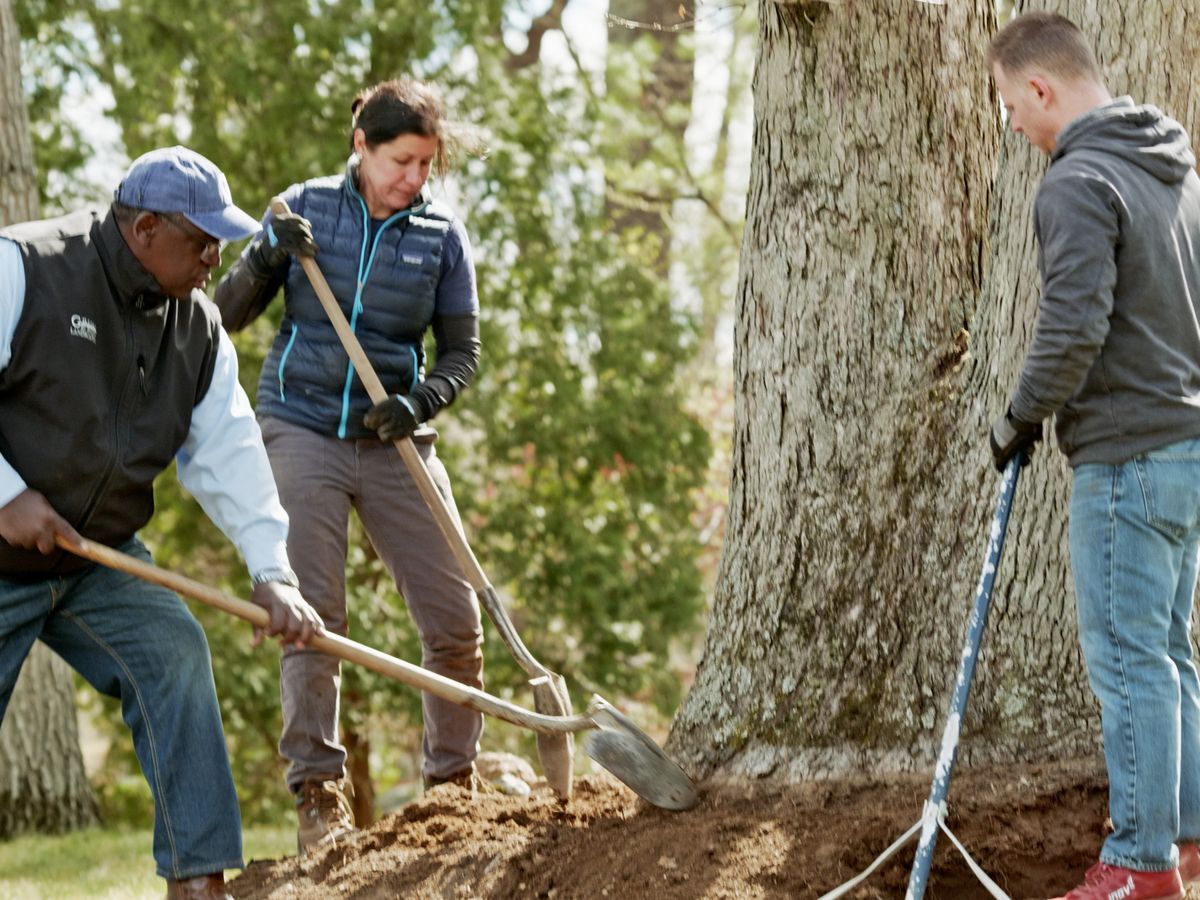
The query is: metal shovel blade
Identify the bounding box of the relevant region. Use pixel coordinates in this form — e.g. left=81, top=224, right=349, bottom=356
left=582, top=696, right=699, bottom=811
left=532, top=673, right=575, bottom=799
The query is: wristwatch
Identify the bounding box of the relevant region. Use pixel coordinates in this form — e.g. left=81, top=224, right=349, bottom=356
left=251, top=566, right=300, bottom=589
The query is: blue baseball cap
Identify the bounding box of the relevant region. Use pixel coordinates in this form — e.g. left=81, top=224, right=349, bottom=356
left=114, top=146, right=259, bottom=241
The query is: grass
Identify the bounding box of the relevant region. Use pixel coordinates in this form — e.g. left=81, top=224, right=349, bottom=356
left=0, top=825, right=295, bottom=899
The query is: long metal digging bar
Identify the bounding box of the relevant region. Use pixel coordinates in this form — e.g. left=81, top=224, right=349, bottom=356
left=270, top=198, right=577, bottom=798
left=55, top=533, right=700, bottom=811
left=905, top=453, right=1024, bottom=899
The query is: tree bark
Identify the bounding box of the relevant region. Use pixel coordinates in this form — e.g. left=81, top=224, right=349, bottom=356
left=0, top=0, right=99, bottom=836
left=672, top=0, right=1004, bottom=779
left=0, top=0, right=36, bottom=226
left=341, top=680, right=376, bottom=827
left=672, top=0, right=1200, bottom=782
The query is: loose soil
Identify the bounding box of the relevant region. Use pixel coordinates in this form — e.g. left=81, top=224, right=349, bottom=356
left=228, top=757, right=1200, bottom=900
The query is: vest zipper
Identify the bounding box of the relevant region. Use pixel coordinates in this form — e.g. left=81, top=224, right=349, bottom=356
left=278, top=324, right=299, bottom=401
left=76, top=300, right=141, bottom=533
left=337, top=200, right=415, bottom=438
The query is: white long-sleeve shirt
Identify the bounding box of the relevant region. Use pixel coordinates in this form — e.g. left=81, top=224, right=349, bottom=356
left=0, top=237, right=291, bottom=578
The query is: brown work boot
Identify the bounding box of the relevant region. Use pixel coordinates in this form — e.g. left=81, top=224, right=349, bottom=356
left=296, top=775, right=357, bottom=853
left=165, top=873, right=231, bottom=899
left=423, top=764, right=481, bottom=798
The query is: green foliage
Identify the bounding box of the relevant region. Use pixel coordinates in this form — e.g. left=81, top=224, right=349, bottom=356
left=20, top=0, right=720, bottom=821
left=14, top=2, right=96, bottom=210
left=451, top=64, right=710, bottom=711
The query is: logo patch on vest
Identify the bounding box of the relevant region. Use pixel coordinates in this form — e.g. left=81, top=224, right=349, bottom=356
left=70, top=314, right=97, bottom=343
left=402, top=252, right=423, bottom=266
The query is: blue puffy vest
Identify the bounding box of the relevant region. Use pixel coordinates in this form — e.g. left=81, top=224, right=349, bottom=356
left=256, top=168, right=452, bottom=438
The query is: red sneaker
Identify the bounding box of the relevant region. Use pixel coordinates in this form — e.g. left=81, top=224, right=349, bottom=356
left=1049, top=862, right=1184, bottom=900
left=1179, top=843, right=1200, bottom=884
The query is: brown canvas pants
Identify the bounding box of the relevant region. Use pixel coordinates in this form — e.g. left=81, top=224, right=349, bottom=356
left=259, top=415, right=484, bottom=790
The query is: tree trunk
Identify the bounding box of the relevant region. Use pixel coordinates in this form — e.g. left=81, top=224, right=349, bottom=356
left=341, top=683, right=375, bottom=827
left=0, top=0, right=99, bottom=836
left=0, top=0, right=36, bottom=226
left=672, top=0, right=1003, bottom=779
left=0, top=652, right=99, bottom=835
left=671, top=0, right=1200, bottom=782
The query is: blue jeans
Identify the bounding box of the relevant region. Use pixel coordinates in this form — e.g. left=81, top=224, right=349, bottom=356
left=0, top=536, right=243, bottom=879
left=1071, top=437, right=1200, bottom=871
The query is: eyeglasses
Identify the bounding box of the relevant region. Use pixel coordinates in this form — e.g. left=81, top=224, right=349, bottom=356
left=159, top=213, right=223, bottom=258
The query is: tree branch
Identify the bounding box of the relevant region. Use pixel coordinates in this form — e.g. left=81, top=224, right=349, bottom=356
left=505, top=0, right=570, bottom=72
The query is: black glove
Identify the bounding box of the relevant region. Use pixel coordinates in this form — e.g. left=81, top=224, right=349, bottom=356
left=248, top=211, right=318, bottom=273
left=989, top=407, right=1042, bottom=472
left=364, top=392, right=430, bottom=442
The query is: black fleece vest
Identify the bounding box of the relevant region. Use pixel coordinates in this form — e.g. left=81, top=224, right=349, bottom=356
left=0, top=209, right=220, bottom=577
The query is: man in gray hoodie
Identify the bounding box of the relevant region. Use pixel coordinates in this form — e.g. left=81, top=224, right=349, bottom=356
left=989, top=13, right=1200, bottom=900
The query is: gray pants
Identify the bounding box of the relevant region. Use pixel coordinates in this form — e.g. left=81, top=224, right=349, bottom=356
left=260, top=415, right=484, bottom=790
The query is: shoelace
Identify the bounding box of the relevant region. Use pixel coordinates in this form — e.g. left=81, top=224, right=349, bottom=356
left=303, top=782, right=352, bottom=819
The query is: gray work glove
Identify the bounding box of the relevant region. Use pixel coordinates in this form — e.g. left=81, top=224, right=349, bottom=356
left=989, top=408, right=1042, bottom=472
left=248, top=211, right=318, bottom=273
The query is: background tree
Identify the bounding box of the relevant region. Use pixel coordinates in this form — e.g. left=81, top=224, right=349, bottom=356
left=601, top=0, right=692, bottom=273
left=671, top=0, right=1200, bottom=781
left=0, top=0, right=98, bottom=838
left=16, top=0, right=733, bottom=822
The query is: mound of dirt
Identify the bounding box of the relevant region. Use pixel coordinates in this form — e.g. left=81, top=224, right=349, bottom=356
left=229, top=758, right=1185, bottom=899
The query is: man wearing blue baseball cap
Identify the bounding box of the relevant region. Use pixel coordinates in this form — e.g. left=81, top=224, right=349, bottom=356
left=0, top=146, right=325, bottom=899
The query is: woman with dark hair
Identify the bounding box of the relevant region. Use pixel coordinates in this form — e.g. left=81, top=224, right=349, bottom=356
left=215, top=78, right=487, bottom=853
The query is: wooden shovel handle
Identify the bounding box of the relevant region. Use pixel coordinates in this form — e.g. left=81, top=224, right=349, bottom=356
left=53, top=533, right=592, bottom=736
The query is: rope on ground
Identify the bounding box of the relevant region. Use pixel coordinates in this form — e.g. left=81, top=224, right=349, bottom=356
left=939, top=818, right=1010, bottom=900
left=816, top=801, right=1011, bottom=900
left=816, top=818, right=921, bottom=899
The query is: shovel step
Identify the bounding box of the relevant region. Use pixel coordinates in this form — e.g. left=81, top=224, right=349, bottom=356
left=532, top=674, right=574, bottom=800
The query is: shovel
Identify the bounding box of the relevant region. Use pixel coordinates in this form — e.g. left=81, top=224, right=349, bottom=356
left=905, top=453, right=1024, bottom=899
left=269, top=197, right=569, bottom=799
left=55, top=532, right=699, bottom=810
